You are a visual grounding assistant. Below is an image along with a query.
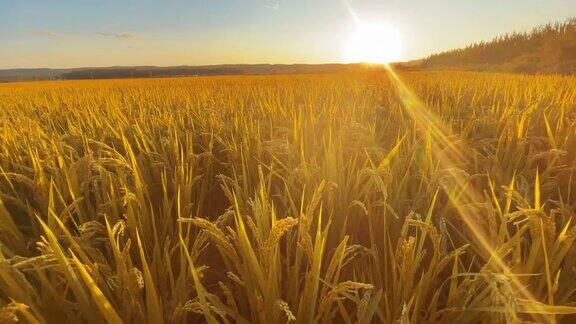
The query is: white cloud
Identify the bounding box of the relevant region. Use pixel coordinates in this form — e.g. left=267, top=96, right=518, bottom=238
left=28, top=29, right=60, bottom=37
left=265, top=0, right=281, bottom=10
left=99, top=32, right=137, bottom=39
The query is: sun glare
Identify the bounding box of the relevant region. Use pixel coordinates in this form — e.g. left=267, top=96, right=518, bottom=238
left=344, top=24, right=403, bottom=64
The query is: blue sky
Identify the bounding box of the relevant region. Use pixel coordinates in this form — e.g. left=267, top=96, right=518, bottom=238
left=0, top=0, right=575, bottom=68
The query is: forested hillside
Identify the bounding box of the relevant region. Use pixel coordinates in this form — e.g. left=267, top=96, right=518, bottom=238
left=423, top=19, right=576, bottom=73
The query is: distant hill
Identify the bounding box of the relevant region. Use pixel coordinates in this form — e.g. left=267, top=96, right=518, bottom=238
left=58, top=64, right=376, bottom=80
left=0, top=68, right=70, bottom=82
left=0, top=63, right=407, bottom=82
left=422, top=18, right=576, bottom=74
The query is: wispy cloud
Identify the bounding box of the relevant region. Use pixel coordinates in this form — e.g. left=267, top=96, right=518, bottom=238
left=99, top=32, right=137, bottom=39
left=27, top=29, right=60, bottom=37
left=265, top=0, right=281, bottom=10
left=208, top=12, right=232, bottom=18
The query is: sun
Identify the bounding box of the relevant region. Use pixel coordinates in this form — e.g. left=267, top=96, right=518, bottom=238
left=344, top=23, right=403, bottom=64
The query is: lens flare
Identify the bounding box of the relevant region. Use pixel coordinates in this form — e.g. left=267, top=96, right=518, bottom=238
left=382, top=64, right=552, bottom=322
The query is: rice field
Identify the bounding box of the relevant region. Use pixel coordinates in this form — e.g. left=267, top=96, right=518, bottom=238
left=1, top=71, right=576, bottom=323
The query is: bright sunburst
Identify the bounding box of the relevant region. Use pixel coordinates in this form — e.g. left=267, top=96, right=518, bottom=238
left=344, top=23, right=403, bottom=64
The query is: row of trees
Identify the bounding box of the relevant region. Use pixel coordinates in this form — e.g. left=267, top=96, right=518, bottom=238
left=424, top=18, right=576, bottom=73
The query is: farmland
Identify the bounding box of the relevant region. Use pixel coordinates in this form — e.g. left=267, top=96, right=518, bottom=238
left=1, top=71, right=576, bottom=323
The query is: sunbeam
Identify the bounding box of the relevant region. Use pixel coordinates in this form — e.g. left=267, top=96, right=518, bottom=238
left=382, top=63, right=556, bottom=322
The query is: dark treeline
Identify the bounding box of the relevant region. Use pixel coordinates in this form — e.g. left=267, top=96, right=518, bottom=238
left=423, top=18, right=576, bottom=74
left=61, top=67, right=243, bottom=80
left=1, top=64, right=394, bottom=82
left=60, top=64, right=402, bottom=80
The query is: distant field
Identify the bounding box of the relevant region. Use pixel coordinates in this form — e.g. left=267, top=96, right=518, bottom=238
left=1, top=72, right=576, bottom=323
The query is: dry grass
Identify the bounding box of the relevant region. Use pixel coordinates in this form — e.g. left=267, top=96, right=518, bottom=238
left=0, top=71, right=576, bottom=323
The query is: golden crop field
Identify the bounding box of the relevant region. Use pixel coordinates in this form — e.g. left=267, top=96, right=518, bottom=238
left=1, top=71, right=576, bottom=323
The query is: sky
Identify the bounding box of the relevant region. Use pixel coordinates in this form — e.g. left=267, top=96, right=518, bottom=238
left=0, top=0, right=575, bottom=69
